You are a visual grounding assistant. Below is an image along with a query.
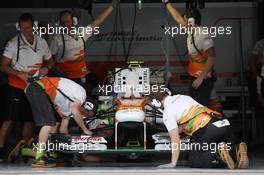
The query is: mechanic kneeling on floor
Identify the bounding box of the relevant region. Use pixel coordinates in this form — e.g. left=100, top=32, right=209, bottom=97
left=150, top=89, right=249, bottom=169
left=25, top=76, right=93, bottom=168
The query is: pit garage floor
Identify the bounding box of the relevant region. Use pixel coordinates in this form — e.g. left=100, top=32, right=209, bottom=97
left=0, top=152, right=263, bottom=175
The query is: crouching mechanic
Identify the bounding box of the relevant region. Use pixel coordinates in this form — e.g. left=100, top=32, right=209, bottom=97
left=25, top=77, right=93, bottom=167
left=150, top=90, right=249, bottom=169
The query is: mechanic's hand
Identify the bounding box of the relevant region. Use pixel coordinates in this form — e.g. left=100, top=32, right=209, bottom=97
left=192, top=76, right=203, bottom=89
left=157, top=163, right=176, bottom=169
left=83, top=129, right=93, bottom=136
left=39, top=67, right=49, bottom=77
left=17, top=72, right=32, bottom=82
left=111, top=0, right=119, bottom=9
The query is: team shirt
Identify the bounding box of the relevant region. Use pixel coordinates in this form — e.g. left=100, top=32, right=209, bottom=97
left=252, top=39, right=264, bottom=60
left=3, top=33, right=51, bottom=89
left=49, top=26, right=93, bottom=79
left=162, top=94, right=217, bottom=136
left=162, top=95, right=204, bottom=131
left=36, top=77, right=86, bottom=117
left=187, top=27, right=214, bottom=77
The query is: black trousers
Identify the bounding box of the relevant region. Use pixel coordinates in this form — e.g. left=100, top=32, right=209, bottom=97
left=189, top=76, right=214, bottom=107
left=188, top=117, right=235, bottom=168
left=4, top=85, right=34, bottom=122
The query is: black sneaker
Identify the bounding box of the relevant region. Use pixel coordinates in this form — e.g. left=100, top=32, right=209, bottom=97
left=0, top=148, right=5, bottom=163
left=32, top=156, right=56, bottom=168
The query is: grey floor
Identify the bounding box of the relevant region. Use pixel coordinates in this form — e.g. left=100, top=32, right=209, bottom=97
left=0, top=152, right=263, bottom=175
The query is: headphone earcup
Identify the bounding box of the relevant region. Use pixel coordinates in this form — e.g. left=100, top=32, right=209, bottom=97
left=15, top=22, right=20, bottom=31
left=151, top=99, right=162, bottom=108
left=33, top=21, right=38, bottom=29
left=72, top=17, right=78, bottom=26
left=188, top=17, right=195, bottom=27
left=164, top=88, right=172, bottom=96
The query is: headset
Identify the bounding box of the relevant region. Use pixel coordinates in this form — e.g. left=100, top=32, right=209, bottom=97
left=150, top=88, right=172, bottom=108
left=16, top=13, right=38, bottom=31
left=57, top=10, right=86, bottom=60
left=13, top=13, right=38, bottom=67
left=184, top=8, right=203, bottom=56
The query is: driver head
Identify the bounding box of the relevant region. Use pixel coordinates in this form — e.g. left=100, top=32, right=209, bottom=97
left=80, top=100, right=95, bottom=117
left=149, top=88, right=172, bottom=108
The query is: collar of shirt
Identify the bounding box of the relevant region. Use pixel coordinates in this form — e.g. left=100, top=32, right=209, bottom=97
left=20, top=33, right=37, bottom=49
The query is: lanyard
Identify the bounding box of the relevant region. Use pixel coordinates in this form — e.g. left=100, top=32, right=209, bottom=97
left=20, top=34, right=37, bottom=53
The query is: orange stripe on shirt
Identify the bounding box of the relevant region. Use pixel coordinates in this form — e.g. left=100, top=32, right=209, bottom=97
left=56, top=54, right=87, bottom=78
left=8, top=70, right=38, bottom=90
left=38, top=78, right=60, bottom=102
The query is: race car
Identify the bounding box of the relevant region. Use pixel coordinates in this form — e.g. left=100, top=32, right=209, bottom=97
left=47, top=61, right=191, bottom=160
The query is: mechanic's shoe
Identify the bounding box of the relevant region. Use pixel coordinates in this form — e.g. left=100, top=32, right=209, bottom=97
left=236, top=142, right=249, bottom=169
left=32, top=156, right=56, bottom=168
left=218, top=142, right=235, bottom=169
left=7, top=140, right=25, bottom=163
left=0, top=148, right=5, bottom=163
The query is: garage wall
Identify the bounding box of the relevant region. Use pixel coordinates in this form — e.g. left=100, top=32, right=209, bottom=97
left=0, top=2, right=256, bottom=88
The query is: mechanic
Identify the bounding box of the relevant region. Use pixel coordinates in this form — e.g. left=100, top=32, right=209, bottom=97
left=161, top=0, right=215, bottom=106
left=49, top=0, right=118, bottom=98
left=0, top=41, right=8, bottom=163
left=248, top=39, right=264, bottom=106
left=150, top=90, right=249, bottom=169
left=249, top=38, right=264, bottom=81
left=24, top=77, right=93, bottom=168
left=256, top=55, right=264, bottom=107
left=0, top=13, right=54, bottom=162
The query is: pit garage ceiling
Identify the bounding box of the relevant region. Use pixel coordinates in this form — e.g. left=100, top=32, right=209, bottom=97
left=0, top=0, right=253, bottom=8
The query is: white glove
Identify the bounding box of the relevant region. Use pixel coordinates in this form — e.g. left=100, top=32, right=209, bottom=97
left=157, top=163, right=175, bottom=169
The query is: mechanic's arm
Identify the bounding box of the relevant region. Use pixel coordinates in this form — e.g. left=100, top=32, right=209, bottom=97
left=192, top=47, right=215, bottom=89
left=72, top=100, right=93, bottom=136
left=256, top=76, right=264, bottom=107
left=163, top=0, right=187, bottom=27
left=169, top=128, right=181, bottom=167
left=89, top=4, right=114, bottom=29
left=0, top=56, right=31, bottom=82
left=39, top=58, right=54, bottom=76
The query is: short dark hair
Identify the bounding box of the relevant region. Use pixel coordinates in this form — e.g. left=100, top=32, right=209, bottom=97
left=59, top=10, right=73, bottom=20
left=185, top=8, right=202, bottom=25
left=18, top=13, right=34, bottom=26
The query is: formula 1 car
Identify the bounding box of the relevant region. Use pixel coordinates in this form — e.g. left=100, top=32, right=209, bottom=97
left=47, top=61, right=191, bottom=160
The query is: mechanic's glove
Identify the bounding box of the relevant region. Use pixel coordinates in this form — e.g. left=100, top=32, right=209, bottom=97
left=157, top=163, right=176, bottom=169
left=111, top=0, right=119, bottom=9
left=162, top=0, right=169, bottom=4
